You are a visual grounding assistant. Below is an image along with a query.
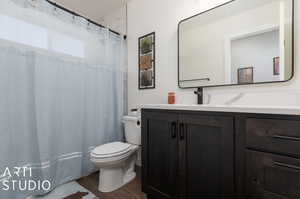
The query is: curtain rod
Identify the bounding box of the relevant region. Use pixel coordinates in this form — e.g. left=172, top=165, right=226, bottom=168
left=46, top=0, right=127, bottom=40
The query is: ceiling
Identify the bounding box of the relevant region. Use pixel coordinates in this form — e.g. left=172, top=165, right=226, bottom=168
left=50, top=0, right=127, bottom=23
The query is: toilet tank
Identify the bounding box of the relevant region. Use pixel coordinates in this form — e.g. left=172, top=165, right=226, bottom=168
left=123, top=115, right=141, bottom=145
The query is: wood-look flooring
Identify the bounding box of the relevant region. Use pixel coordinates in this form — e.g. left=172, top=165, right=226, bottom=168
left=77, top=168, right=146, bottom=199
left=64, top=191, right=89, bottom=199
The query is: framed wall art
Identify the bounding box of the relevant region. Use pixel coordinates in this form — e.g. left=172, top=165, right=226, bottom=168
left=238, top=67, right=254, bottom=84
left=273, top=56, right=280, bottom=75
left=139, top=32, right=155, bottom=89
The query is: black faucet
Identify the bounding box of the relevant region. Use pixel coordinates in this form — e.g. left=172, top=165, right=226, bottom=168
left=194, top=87, right=203, bottom=105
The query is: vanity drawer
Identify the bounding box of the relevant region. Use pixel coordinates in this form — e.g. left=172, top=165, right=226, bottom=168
left=246, top=118, right=300, bottom=157
left=246, top=150, right=300, bottom=199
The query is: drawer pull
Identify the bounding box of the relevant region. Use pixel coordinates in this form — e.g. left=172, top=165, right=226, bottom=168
left=270, top=135, right=300, bottom=142
left=274, top=162, right=300, bottom=171
left=171, top=122, right=177, bottom=139
left=179, top=123, right=185, bottom=140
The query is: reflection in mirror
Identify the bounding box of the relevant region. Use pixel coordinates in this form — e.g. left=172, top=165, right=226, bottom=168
left=178, top=0, right=294, bottom=88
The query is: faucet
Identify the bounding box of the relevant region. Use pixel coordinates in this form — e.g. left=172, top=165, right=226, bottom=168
left=194, top=87, right=203, bottom=105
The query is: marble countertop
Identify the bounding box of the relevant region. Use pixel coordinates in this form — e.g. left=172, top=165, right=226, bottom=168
left=141, top=104, right=300, bottom=115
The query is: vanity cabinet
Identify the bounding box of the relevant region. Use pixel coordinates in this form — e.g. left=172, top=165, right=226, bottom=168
left=141, top=109, right=235, bottom=199
left=142, top=108, right=300, bottom=199
left=179, top=113, right=234, bottom=199
left=141, top=111, right=179, bottom=199
left=245, top=118, right=300, bottom=157
left=245, top=150, right=300, bottom=199
left=237, top=116, right=300, bottom=199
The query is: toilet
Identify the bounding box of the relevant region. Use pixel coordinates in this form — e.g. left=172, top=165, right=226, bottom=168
left=90, top=114, right=141, bottom=192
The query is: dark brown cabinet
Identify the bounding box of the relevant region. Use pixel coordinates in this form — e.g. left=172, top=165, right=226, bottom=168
left=141, top=111, right=178, bottom=199
left=237, top=116, right=300, bottom=199
left=245, top=150, right=300, bottom=199
left=142, top=110, right=234, bottom=199
left=142, top=109, right=300, bottom=199
left=245, top=118, right=300, bottom=157
left=180, top=114, right=234, bottom=199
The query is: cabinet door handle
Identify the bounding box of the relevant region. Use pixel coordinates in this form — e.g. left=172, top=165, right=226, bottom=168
left=270, top=134, right=300, bottom=142
left=179, top=123, right=185, bottom=140
left=251, top=178, right=260, bottom=185
left=274, top=161, right=300, bottom=171
left=171, top=122, right=177, bottom=139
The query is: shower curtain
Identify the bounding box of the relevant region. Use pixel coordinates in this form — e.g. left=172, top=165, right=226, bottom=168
left=0, top=0, right=126, bottom=198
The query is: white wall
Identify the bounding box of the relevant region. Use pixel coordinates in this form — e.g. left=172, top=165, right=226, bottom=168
left=127, top=0, right=299, bottom=110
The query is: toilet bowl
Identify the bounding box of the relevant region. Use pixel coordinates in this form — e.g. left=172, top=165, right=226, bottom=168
left=90, top=115, right=141, bottom=192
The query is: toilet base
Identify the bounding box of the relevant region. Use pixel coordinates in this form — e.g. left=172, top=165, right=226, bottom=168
left=98, top=169, right=136, bottom=192
left=98, top=153, right=137, bottom=192
left=123, top=170, right=136, bottom=185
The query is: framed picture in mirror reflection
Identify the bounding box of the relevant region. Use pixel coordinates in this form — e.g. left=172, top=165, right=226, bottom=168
left=273, top=57, right=280, bottom=76
left=238, top=67, right=253, bottom=84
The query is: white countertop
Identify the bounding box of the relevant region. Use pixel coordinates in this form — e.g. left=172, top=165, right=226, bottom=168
left=141, top=104, right=300, bottom=116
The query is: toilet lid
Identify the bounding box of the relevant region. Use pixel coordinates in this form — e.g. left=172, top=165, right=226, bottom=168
left=91, top=142, right=131, bottom=158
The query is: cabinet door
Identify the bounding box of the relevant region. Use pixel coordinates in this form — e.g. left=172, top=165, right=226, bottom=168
left=246, top=150, right=300, bottom=199
left=180, top=114, right=234, bottom=199
left=142, top=110, right=179, bottom=199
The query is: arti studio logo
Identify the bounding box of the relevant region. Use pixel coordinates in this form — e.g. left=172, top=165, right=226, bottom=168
left=0, top=167, right=51, bottom=192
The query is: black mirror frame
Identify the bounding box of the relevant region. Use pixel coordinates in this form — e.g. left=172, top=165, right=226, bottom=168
left=177, top=0, right=295, bottom=89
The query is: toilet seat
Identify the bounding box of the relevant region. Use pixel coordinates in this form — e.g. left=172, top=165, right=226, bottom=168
left=91, top=143, right=138, bottom=165
left=91, top=151, right=132, bottom=164
left=91, top=142, right=132, bottom=159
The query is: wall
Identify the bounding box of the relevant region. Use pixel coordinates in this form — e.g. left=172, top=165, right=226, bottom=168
left=127, top=0, right=299, bottom=110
